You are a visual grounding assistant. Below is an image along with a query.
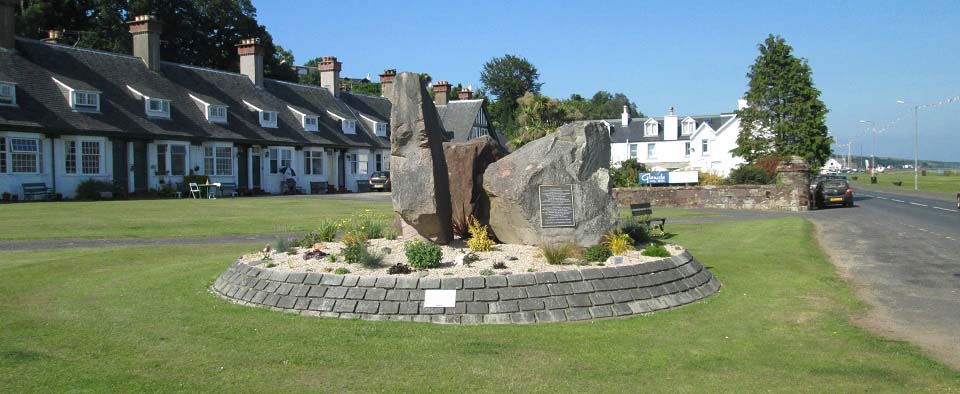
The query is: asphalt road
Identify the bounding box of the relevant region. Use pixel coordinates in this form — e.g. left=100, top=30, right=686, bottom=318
left=805, top=189, right=960, bottom=369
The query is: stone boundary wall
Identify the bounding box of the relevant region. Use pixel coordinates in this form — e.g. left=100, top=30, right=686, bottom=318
left=211, top=251, right=720, bottom=325
left=614, top=184, right=808, bottom=212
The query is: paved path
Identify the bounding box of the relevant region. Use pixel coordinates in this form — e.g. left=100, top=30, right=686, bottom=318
left=805, top=190, right=960, bottom=369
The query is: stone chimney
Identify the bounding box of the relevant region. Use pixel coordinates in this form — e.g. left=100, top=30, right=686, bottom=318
left=318, top=56, right=342, bottom=97
left=236, top=38, right=264, bottom=87
left=42, top=30, right=67, bottom=45
left=127, top=15, right=162, bottom=71
left=663, top=106, right=679, bottom=141
left=433, top=80, right=450, bottom=105
left=379, top=69, right=396, bottom=99
left=0, top=0, right=15, bottom=50
left=458, top=85, right=474, bottom=100
left=621, top=105, right=630, bottom=127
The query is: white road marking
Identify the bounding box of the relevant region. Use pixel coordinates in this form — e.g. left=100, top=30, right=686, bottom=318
left=892, top=199, right=906, bottom=203
left=910, top=202, right=928, bottom=207
left=876, top=196, right=889, bottom=200
left=933, top=206, right=953, bottom=212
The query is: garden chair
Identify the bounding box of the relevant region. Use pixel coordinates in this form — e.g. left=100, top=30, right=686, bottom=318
left=189, top=182, right=201, bottom=199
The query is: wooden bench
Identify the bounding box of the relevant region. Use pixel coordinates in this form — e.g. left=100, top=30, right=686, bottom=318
left=219, top=182, right=239, bottom=197
left=310, top=181, right=328, bottom=194
left=21, top=182, right=52, bottom=201
left=629, top=202, right=666, bottom=232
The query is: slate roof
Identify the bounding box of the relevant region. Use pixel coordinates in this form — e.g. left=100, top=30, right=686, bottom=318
left=436, top=99, right=484, bottom=142
left=0, top=38, right=386, bottom=149
left=603, top=114, right=734, bottom=144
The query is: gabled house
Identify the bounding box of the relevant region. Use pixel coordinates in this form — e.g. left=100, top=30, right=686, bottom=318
left=429, top=81, right=503, bottom=147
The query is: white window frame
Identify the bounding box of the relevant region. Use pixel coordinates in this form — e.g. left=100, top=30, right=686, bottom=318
left=644, top=120, right=658, bottom=137
left=647, top=143, right=656, bottom=160
left=7, top=137, right=41, bottom=174
left=155, top=142, right=189, bottom=176
left=375, top=122, right=388, bottom=137
left=356, top=152, right=368, bottom=175
left=203, top=144, right=233, bottom=176
left=629, top=143, right=638, bottom=159
left=260, top=111, right=278, bottom=128
left=342, top=119, right=356, bottom=134
left=146, top=98, right=171, bottom=119
left=303, top=149, right=324, bottom=176
left=63, top=138, right=104, bottom=176
left=72, top=91, right=101, bottom=112
left=701, top=139, right=710, bottom=157
left=682, top=119, right=696, bottom=135
left=268, top=147, right=294, bottom=175
left=207, top=105, right=228, bottom=123
left=684, top=142, right=691, bottom=158
left=303, top=116, right=319, bottom=132
left=0, top=82, right=16, bottom=106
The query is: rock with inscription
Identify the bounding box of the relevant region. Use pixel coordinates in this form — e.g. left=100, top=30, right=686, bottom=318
left=389, top=72, right=453, bottom=244
left=443, top=135, right=506, bottom=232
left=482, top=121, right=618, bottom=247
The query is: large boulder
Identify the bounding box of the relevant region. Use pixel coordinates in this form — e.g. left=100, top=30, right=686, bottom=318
left=389, top=72, right=453, bottom=244
left=443, top=135, right=506, bottom=235
left=482, top=121, right=618, bottom=247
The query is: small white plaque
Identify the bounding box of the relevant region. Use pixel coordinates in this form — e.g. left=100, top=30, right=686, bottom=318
left=423, top=290, right=457, bottom=308
left=612, top=256, right=624, bottom=265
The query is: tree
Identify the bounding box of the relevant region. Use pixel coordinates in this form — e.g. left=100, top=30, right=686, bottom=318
left=560, top=91, right=643, bottom=121
left=508, top=92, right=566, bottom=149
left=734, top=35, right=830, bottom=169
left=480, top=54, right=542, bottom=131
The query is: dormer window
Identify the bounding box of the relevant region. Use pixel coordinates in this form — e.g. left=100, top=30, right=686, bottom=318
left=73, top=91, right=100, bottom=112
left=644, top=119, right=658, bottom=137
left=208, top=106, right=227, bottom=123
left=342, top=119, right=356, bottom=134
left=303, top=116, right=319, bottom=132
left=260, top=111, right=278, bottom=128
left=146, top=98, right=171, bottom=118
left=0, top=82, right=16, bottom=106
left=375, top=123, right=388, bottom=137
left=682, top=118, right=696, bottom=135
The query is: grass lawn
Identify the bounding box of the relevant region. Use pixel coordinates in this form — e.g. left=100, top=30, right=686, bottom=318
left=0, top=197, right=392, bottom=241
left=848, top=171, right=960, bottom=195
left=1, top=218, right=957, bottom=392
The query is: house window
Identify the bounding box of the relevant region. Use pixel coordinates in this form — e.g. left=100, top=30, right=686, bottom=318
left=647, top=143, right=656, bottom=159
left=629, top=144, right=638, bottom=159
left=342, top=119, right=356, bottom=134
left=146, top=98, right=170, bottom=118
left=682, top=119, right=695, bottom=135
left=65, top=141, right=77, bottom=174
left=268, top=147, right=293, bottom=174
left=208, top=106, right=227, bottom=123
left=10, top=138, right=40, bottom=174
left=0, top=137, right=6, bottom=173
left=356, top=153, right=368, bottom=175
left=204, top=146, right=233, bottom=176
left=260, top=111, right=278, bottom=128
left=81, top=141, right=101, bottom=174
left=303, top=116, right=319, bottom=132
left=684, top=142, right=691, bottom=158
left=375, top=153, right=383, bottom=172
left=701, top=139, right=710, bottom=156
left=644, top=120, right=658, bottom=137
left=73, top=91, right=100, bottom=112
left=375, top=123, right=388, bottom=137
left=304, top=150, right=323, bottom=175
left=0, top=83, right=15, bottom=105
left=155, top=144, right=187, bottom=176
left=157, top=144, right=167, bottom=175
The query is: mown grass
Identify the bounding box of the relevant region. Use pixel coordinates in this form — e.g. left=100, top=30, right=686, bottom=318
left=848, top=171, right=960, bottom=195
left=0, top=197, right=393, bottom=241
left=0, top=218, right=957, bottom=392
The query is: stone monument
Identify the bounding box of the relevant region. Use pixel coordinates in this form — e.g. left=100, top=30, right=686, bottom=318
left=443, top=135, right=506, bottom=230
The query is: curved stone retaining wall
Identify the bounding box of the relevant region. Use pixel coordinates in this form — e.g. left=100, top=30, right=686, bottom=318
left=211, top=251, right=720, bottom=325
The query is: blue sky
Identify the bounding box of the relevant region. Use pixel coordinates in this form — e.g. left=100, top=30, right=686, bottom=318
left=255, top=0, right=960, bottom=162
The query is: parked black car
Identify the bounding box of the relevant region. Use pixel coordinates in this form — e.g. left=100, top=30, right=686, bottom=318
left=369, top=171, right=391, bottom=192
left=810, top=179, right=854, bottom=209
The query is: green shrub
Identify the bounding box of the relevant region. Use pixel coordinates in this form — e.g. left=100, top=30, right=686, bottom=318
left=479, top=269, right=495, bottom=276
left=641, top=244, right=671, bottom=257
left=316, top=220, right=339, bottom=242
left=610, top=159, right=648, bottom=187
left=698, top=172, right=726, bottom=186
left=339, top=210, right=389, bottom=239
left=75, top=179, right=113, bottom=200
left=619, top=221, right=649, bottom=244
left=341, top=231, right=368, bottom=264
left=584, top=244, right=612, bottom=262
left=492, top=261, right=507, bottom=270
left=326, top=254, right=338, bottom=263
left=334, top=267, right=350, bottom=275
left=404, top=240, right=443, bottom=270
left=603, top=229, right=634, bottom=255
left=540, top=243, right=572, bottom=265
left=728, top=164, right=773, bottom=185
left=387, top=263, right=412, bottom=275
left=360, top=249, right=382, bottom=269
left=466, top=217, right=495, bottom=252
left=273, top=236, right=295, bottom=254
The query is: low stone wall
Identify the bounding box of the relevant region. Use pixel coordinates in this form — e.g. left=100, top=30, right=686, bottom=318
left=211, top=251, right=720, bottom=325
left=614, top=184, right=808, bottom=212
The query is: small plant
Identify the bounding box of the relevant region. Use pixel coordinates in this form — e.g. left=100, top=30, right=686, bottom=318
left=466, top=216, right=495, bottom=252
left=479, top=269, right=495, bottom=276
left=575, top=260, right=591, bottom=266
left=540, top=243, right=572, bottom=265
left=383, top=227, right=399, bottom=240
left=492, top=261, right=507, bottom=270
left=326, top=254, right=338, bottom=263
left=603, top=229, right=634, bottom=256
left=387, top=263, right=413, bottom=275
left=404, top=240, right=443, bottom=270
left=334, top=267, right=351, bottom=275
left=527, top=268, right=537, bottom=273
left=266, top=263, right=277, bottom=268
left=619, top=221, right=650, bottom=244
left=341, top=231, right=368, bottom=264
left=322, top=267, right=333, bottom=273
left=339, top=210, right=389, bottom=240
left=360, top=248, right=383, bottom=269
left=273, top=236, right=295, bottom=254
left=641, top=244, right=671, bottom=257
left=584, top=244, right=613, bottom=262
left=304, top=249, right=329, bottom=260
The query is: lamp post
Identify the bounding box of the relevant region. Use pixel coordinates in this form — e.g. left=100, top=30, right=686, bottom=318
left=897, top=100, right=920, bottom=190
left=859, top=120, right=876, bottom=175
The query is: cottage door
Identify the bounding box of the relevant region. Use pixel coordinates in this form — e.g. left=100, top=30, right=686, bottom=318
left=251, top=147, right=262, bottom=190
left=132, top=141, right=148, bottom=193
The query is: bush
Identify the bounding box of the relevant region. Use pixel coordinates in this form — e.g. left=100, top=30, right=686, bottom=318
left=334, top=267, right=350, bottom=275
left=339, top=210, right=389, bottom=240
left=492, top=261, right=507, bottom=270
left=316, top=220, right=339, bottom=242
left=341, top=231, right=368, bottom=264
left=404, top=240, right=443, bottom=270
left=698, top=172, right=726, bottom=186
left=75, top=179, right=113, bottom=200
left=641, top=244, right=671, bottom=257
left=610, top=159, right=648, bottom=188
left=387, top=263, right=413, bottom=275
left=619, top=221, right=650, bottom=244
left=728, top=164, right=773, bottom=185
left=603, top=229, right=634, bottom=256
left=540, top=243, right=572, bottom=265
left=584, top=244, right=612, bottom=262
left=273, top=236, right=295, bottom=254
left=466, top=217, right=495, bottom=252
left=755, top=156, right=784, bottom=178
left=479, top=269, right=495, bottom=276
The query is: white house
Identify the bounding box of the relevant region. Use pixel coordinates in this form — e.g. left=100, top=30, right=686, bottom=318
left=821, top=158, right=842, bottom=174
left=601, top=102, right=747, bottom=176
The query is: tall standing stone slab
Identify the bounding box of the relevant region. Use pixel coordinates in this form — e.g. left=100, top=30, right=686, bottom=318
left=443, top=135, right=506, bottom=229
left=389, top=72, right=453, bottom=244
left=482, top=121, right=618, bottom=247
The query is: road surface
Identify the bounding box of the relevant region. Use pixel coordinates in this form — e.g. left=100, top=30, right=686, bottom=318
left=805, top=189, right=960, bottom=369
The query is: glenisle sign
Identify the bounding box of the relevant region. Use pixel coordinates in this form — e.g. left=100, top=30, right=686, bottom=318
left=639, top=171, right=700, bottom=185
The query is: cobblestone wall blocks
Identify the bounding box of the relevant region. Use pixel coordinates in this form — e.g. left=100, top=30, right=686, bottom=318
left=484, top=275, right=507, bottom=288
left=534, top=272, right=558, bottom=284
left=396, top=277, right=419, bottom=289
left=507, top=273, right=536, bottom=287
left=357, top=276, right=377, bottom=287
left=555, top=270, right=582, bottom=282
left=320, top=274, right=344, bottom=286
left=418, top=278, right=440, bottom=289
left=580, top=268, right=603, bottom=280
left=463, top=277, right=485, bottom=289
left=440, top=278, right=463, bottom=290
left=375, top=277, right=397, bottom=289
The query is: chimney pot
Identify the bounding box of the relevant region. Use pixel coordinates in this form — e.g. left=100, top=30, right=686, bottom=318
left=433, top=80, right=450, bottom=105
left=127, top=15, right=162, bottom=71
left=457, top=86, right=474, bottom=100
left=236, top=38, right=264, bottom=87
left=318, top=56, right=342, bottom=97
left=379, top=69, right=396, bottom=99
left=621, top=105, right=630, bottom=127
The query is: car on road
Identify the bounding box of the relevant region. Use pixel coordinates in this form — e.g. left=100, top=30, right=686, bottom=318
left=369, top=171, right=391, bottom=192
left=810, top=178, right=854, bottom=209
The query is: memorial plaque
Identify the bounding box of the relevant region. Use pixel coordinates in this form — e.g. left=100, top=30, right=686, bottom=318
left=539, top=185, right=575, bottom=228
